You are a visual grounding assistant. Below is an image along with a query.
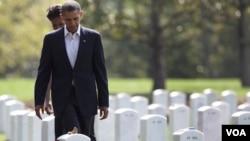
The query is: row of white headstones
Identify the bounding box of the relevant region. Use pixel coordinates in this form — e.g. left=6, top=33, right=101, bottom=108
left=0, top=88, right=250, bottom=141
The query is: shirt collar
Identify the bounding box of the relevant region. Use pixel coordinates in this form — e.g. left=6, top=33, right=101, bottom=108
left=64, top=25, right=81, bottom=37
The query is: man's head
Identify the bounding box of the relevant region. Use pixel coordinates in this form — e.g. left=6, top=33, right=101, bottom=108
left=61, top=0, right=83, bottom=33
left=47, top=4, right=64, bottom=30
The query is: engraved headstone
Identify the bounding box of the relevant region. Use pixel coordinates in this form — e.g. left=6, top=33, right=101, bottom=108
left=95, top=108, right=115, bottom=141
left=237, top=103, right=250, bottom=112
left=131, top=95, right=149, bottom=136
left=221, top=90, right=237, bottom=115
left=152, top=89, right=168, bottom=111
left=27, top=111, right=45, bottom=141
left=173, top=127, right=204, bottom=141
left=203, top=88, right=217, bottom=105
left=0, top=94, right=15, bottom=133
left=109, top=95, right=116, bottom=110
left=57, top=133, right=91, bottom=141
left=190, top=93, right=207, bottom=129
left=212, top=101, right=230, bottom=124
left=148, top=103, right=166, bottom=117
left=247, top=91, right=250, bottom=104
left=4, top=99, right=25, bottom=140
left=197, top=106, right=221, bottom=141
left=116, top=93, right=131, bottom=110
left=140, top=114, right=167, bottom=141
left=169, top=104, right=190, bottom=141
left=42, top=115, right=55, bottom=141
left=10, top=109, right=31, bottom=141
left=131, top=96, right=149, bottom=118
left=231, top=111, right=250, bottom=125
left=115, top=108, right=139, bottom=141
left=169, top=91, right=186, bottom=106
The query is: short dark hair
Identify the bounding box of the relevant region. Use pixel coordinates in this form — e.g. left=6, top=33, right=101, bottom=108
left=61, top=0, right=81, bottom=14
left=46, top=4, right=62, bottom=21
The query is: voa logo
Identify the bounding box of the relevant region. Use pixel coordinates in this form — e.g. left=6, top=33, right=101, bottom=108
left=226, top=129, right=246, bottom=136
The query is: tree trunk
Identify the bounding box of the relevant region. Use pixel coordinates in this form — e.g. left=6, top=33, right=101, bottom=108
left=238, top=0, right=250, bottom=86
left=150, top=0, right=166, bottom=91
left=151, top=43, right=166, bottom=90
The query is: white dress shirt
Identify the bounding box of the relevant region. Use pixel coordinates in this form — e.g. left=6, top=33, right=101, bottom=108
left=64, top=25, right=80, bottom=68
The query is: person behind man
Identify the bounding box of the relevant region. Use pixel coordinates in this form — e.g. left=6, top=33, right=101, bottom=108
left=47, top=4, right=65, bottom=30
left=43, top=3, right=65, bottom=138
left=44, top=3, right=64, bottom=115
left=34, top=1, right=109, bottom=141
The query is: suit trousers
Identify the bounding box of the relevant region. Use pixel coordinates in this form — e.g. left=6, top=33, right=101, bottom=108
left=55, top=85, right=96, bottom=141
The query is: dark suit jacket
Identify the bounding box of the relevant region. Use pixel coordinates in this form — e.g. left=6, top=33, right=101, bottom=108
left=35, top=26, right=109, bottom=117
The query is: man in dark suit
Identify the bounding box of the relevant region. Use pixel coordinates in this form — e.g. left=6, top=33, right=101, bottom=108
left=34, top=1, right=109, bottom=141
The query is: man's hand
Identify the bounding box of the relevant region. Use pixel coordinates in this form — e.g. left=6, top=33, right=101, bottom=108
left=44, top=103, right=53, bottom=115
left=99, top=106, right=109, bottom=120
left=35, top=105, right=45, bottom=120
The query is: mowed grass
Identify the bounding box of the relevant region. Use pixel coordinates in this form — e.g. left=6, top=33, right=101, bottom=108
left=0, top=78, right=250, bottom=102
left=0, top=78, right=250, bottom=141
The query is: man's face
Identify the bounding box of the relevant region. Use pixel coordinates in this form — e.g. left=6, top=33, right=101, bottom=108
left=50, top=17, right=64, bottom=30
left=61, top=10, right=83, bottom=33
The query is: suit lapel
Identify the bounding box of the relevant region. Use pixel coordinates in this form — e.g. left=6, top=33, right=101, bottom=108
left=74, top=27, right=87, bottom=69
left=58, top=28, right=73, bottom=70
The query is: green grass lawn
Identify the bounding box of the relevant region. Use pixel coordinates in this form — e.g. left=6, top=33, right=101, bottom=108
left=0, top=78, right=249, bottom=102
left=0, top=78, right=250, bottom=141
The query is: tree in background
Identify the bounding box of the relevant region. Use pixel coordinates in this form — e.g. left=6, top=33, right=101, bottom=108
left=149, top=0, right=167, bottom=90
left=0, top=0, right=66, bottom=77
left=237, top=0, right=250, bottom=86
left=0, top=0, right=250, bottom=89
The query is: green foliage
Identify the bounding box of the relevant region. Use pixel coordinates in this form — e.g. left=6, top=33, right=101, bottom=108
left=0, top=0, right=65, bottom=77
left=0, top=134, right=4, bottom=141
left=0, top=0, right=249, bottom=79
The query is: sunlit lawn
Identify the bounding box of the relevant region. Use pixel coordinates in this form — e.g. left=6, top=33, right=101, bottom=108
left=0, top=78, right=249, bottom=102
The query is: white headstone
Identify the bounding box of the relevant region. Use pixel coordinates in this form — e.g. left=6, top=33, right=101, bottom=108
left=116, top=93, right=131, bottom=110
left=197, top=106, right=221, bottom=141
left=203, top=88, right=217, bottom=105
left=109, top=95, right=116, bottom=110
left=0, top=94, right=15, bottom=133
left=221, top=90, right=237, bottom=115
left=130, top=96, right=149, bottom=118
left=231, top=111, right=250, bottom=125
left=10, top=109, right=31, bottom=141
left=4, top=99, right=25, bottom=140
left=246, top=91, right=250, bottom=104
left=130, top=96, right=149, bottom=136
left=237, top=103, right=250, bottom=112
left=27, top=111, right=43, bottom=141
left=57, top=133, right=91, bottom=141
left=173, top=127, right=204, bottom=141
left=140, top=114, right=167, bottom=141
left=189, top=93, right=207, bottom=129
left=152, top=89, right=168, bottom=110
left=115, top=108, right=139, bottom=141
left=148, top=103, right=166, bottom=117
left=169, top=104, right=190, bottom=141
left=169, top=91, right=186, bottom=106
left=212, top=101, right=230, bottom=124
left=95, top=108, right=115, bottom=141
left=42, top=115, right=55, bottom=141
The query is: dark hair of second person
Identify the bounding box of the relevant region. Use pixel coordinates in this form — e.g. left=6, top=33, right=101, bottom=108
left=46, top=4, right=64, bottom=30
